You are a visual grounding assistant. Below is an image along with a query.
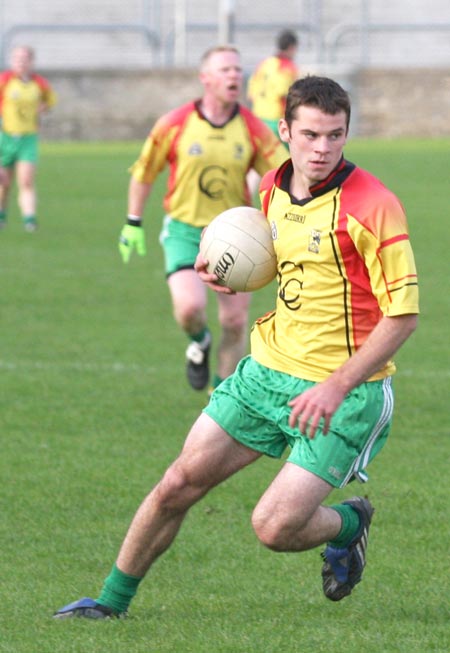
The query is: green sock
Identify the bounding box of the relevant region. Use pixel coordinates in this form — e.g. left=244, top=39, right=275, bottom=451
left=190, top=327, right=209, bottom=344
left=23, top=215, right=38, bottom=231
left=0, top=210, right=6, bottom=224
left=96, top=563, right=143, bottom=614
left=328, top=504, right=361, bottom=548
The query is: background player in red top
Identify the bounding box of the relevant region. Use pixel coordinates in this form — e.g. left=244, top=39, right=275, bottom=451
left=54, top=76, right=418, bottom=620
left=0, top=46, right=57, bottom=231
left=118, top=45, right=287, bottom=393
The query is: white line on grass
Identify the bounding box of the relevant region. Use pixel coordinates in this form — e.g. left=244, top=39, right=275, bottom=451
left=0, top=359, right=448, bottom=377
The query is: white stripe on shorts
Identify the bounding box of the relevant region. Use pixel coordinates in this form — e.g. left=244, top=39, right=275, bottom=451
left=341, top=377, right=394, bottom=487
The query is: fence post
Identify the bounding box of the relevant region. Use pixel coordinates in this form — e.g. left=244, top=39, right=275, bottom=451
left=218, top=0, right=236, bottom=44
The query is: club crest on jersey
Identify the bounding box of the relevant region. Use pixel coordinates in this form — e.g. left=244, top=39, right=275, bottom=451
left=233, top=144, right=244, bottom=159
left=308, top=229, right=321, bottom=253
left=188, top=143, right=203, bottom=156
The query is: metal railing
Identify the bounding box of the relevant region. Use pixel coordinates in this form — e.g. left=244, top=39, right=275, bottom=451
left=2, top=18, right=450, bottom=69
left=0, top=23, right=161, bottom=67
left=163, top=21, right=320, bottom=66
left=326, top=22, right=450, bottom=65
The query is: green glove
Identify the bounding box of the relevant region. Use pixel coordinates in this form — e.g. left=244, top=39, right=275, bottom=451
left=118, top=223, right=147, bottom=263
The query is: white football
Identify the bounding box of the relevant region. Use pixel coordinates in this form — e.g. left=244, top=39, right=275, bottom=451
left=200, top=206, right=277, bottom=292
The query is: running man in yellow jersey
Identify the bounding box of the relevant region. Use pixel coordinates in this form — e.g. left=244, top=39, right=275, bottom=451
left=0, top=46, right=57, bottom=231
left=247, top=29, right=299, bottom=138
left=118, top=46, right=287, bottom=392
left=54, top=76, right=419, bottom=619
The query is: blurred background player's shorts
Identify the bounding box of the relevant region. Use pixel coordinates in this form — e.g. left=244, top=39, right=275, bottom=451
left=0, top=132, right=38, bottom=167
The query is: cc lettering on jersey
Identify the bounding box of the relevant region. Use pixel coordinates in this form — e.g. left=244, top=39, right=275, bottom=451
left=199, top=165, right=228, bottom=199
left=278, top=260, right=304, bottom=311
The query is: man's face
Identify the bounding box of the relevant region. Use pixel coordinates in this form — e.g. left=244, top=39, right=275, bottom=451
left=200, top=50, right=243, bottom=104
left=11, top=47, right=33, bottom=77
left=279, top=105, right=348, bottom=185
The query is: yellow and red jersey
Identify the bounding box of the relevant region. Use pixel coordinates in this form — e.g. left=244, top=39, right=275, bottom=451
left=0, top=71, right=57, bottom=134
left=130, top=100, right=287, bottom=227
left=252, top=159, right=419, bottom=382
left=247, top=56, right=299, bottom=121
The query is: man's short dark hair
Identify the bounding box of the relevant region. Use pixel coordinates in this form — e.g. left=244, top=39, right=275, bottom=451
left=277, top=29, right=298, bottom=52
left=285, top=75, right=351, bottom=131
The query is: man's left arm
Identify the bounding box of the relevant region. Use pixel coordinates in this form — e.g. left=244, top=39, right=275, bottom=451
left=288, top=313, right=418, bottom=438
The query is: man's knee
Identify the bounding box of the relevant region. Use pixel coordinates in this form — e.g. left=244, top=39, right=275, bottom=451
left=156, top=462, right=208, bottom=514
left=0, top=172, right=12, bottom=191
left=174, top=302, right=201, bottom=326
left=251, top=506, right=290, bottom=552
left=219, top=312, right=248, bottom=339
left=251, top=512, right=280, bottom=551
left=19, top=178, right=34, bottom=192
left=156, top=465, right=188, bottom=510
left=251, top=504, right=310, bottom=552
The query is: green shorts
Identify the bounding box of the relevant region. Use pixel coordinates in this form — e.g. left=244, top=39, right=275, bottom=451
left=159, top=215, right=203, bottom=276
left=204, top=356, right=394, bottom=488
left=0, top=132, right=38, bottom=167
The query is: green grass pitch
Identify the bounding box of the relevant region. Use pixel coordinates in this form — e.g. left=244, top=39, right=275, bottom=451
left=0, top=139, right=448, bottom=652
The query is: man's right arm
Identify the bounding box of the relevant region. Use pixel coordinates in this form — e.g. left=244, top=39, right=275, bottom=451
left=288, top=313, right=418, bottom=439
left=128, top=176, right=152, bottom=217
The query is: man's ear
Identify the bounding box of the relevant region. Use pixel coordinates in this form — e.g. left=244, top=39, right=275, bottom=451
left=278, top=119, right=290, bottom=144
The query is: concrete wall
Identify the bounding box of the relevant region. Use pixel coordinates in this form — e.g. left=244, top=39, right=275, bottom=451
left=39, top=68, right=450, bottom=141
left=41, top=69, right=203, bottom=141
left=355, top=69, right=450, bottom=137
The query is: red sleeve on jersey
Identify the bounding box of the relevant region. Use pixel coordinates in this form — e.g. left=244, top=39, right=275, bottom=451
left=340, top=167, right=408, bottom=237
left=238, top=105, right=280, bottom=161
left=278, top=57, right=298, bottom=75
left=260, top=169, right=277, bottom=215
left=0, top=70, right=15, bottom=94
left=0, top=71, right=15, bottom=86
left=336, top=166, right=417, bottom=344
left=238, top=106, right=267, bottom=157
left=31, top=73, right=52, bottom=91
left=260, top=160, right=292, bottom=215
left=151, top=102, right=196, bottom=202
left=151, top=102, right=195, bottom=144
left=0, top=71, right=15, bottom=109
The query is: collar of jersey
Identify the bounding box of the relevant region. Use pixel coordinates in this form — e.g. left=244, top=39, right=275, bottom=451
left=276, top=157, right=356, bottom=205
left=194, top=99, right=240, bottom=128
